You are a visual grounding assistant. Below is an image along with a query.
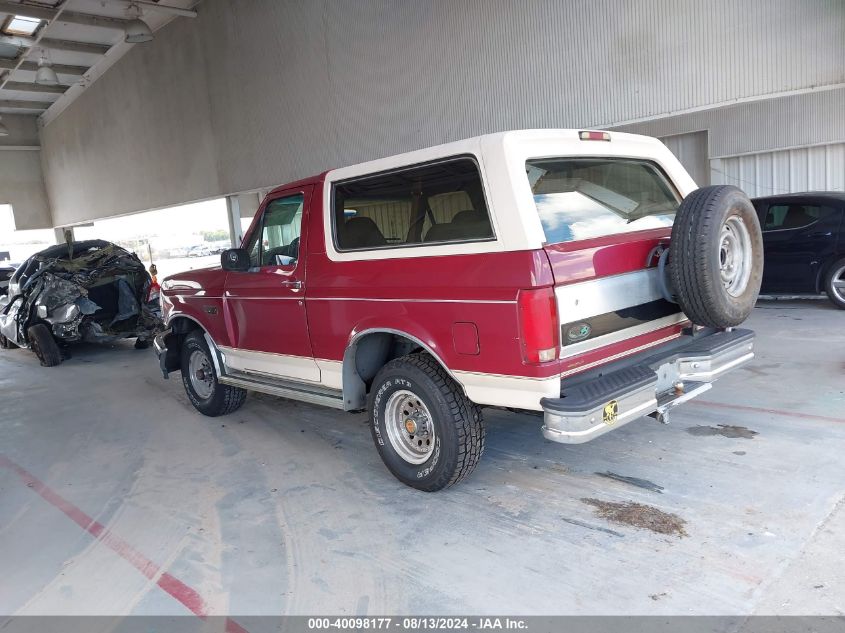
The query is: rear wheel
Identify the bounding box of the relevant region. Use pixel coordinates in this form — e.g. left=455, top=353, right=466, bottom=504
left=180, top=331, right=246, bottom=416
left=670, top=185, right=764, bottom=328
left=368, top=354, right=484, bottom=491
left=824, top=258, right=845, bottom=309
left=27, top=323, right=62, bottom=367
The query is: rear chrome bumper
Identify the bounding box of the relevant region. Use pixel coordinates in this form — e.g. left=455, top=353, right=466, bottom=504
left=541, top=328, right=754, bottom=444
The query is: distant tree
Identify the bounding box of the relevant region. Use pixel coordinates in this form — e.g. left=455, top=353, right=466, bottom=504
left=201, top=229, right=229, bottom=242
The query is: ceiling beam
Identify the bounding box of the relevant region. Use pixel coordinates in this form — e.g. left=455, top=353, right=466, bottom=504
left=3, top=80, right=66, bottom=94
left=39, top=37, right=111, bottom=55
left=0, top=59, right=88, bottom=76
left=0, top=1, right=131, bottom=29
left=0, top=98, right=48, bottom=109
left=0, top=34, right=111, bottom=55
left=104, top=0, right=198, bottom=19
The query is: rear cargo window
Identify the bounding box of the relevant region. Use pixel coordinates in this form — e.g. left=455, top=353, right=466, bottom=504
left=333, top=157, right=494, bottom=251
left=525, top=158, right=679, bottom=244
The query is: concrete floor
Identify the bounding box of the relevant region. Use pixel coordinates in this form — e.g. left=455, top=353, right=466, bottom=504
left=0, top=301, right=843, bottom=617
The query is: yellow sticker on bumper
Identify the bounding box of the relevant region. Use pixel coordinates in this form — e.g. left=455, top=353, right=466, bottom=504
left=603, top=400, right=618, bottom=425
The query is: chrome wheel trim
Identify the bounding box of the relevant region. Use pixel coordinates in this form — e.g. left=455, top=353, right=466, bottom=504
left=384, top=389, right=435, bottom=465
left=188, top=349, right=214, bottom=399
left=719, top=214, right=753, bottom=298
left=831, top=265, right=845, bottom=303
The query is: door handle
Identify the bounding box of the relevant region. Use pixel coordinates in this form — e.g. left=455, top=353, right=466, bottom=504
left=281, top=280, right=303, bottom=291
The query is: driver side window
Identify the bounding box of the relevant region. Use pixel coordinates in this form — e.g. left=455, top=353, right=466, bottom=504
left=246, top=194, right=304, bottom=267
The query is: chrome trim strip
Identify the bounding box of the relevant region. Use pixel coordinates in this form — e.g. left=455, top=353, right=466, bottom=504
left=555, top=268, right=664, bottom=322
left=559, top=332, right=682, bottom=378
left=223, top=295, right=302, bottom=300
left=218, top=344, right=313, bottom=360
left=560, top=313, right=688, bottom=359
left=219, top=374, right=345, bottom=410
left=311, top=297, right=516, bottom=304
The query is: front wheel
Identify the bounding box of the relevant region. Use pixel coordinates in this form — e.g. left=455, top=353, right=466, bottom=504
left=180, top=331, right=246, bottom=416
left=824, top=258, right=845, bottom=309
left=27, top=323, right=62, bottom=367
left=368, top=354, right=484, bottom=491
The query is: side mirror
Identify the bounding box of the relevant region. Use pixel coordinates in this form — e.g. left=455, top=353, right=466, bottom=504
left=221, top=248, right=250, bottom=272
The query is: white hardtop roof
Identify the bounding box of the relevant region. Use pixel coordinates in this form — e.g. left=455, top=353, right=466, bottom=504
left=326, top=129, right=670, bottom=183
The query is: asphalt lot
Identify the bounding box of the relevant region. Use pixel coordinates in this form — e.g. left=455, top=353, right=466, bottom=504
left=0, top=300, right=842, bottom=617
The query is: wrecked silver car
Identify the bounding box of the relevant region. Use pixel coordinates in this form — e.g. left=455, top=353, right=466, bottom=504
left=0, top=240, right=162, bottom=366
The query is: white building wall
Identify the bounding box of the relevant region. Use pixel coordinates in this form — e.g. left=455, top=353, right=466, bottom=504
left=38, top=0, right=845, bottom=228
left=0, top=114, right=50, bottom=231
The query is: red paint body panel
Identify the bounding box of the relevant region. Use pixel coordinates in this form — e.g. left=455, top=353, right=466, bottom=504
left=452, top=322, right=480, bottom=356
left=162, top=174, right=677, bottom=385
left=543, top=228, right=670, bottom=284
left=161, top=266, right=231, bottom=347
left=224, top=185, right=315, bottom=359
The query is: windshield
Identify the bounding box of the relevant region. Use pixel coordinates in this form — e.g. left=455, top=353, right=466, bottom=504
left=526, top=158, right=680, bottom=244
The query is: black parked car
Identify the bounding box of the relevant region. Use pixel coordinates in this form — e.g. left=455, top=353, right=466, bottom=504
left=752, top=192, right=845, bottom=309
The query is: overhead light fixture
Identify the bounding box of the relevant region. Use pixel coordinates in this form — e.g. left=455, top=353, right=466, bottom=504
left=124, top=3, right=153, bottom=43
left=35, top=51, right=59, bottom=86
left=0, top=116, right=9, bottom=137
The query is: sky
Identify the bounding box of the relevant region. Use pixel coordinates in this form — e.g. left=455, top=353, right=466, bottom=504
left=1, top=198, right=234, bottom=262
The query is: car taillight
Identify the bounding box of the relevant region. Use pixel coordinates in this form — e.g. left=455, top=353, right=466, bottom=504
left=517, top=287, right=559, bottom=364
left=579, top=130, right=611, bottom=141
left=146, top=280, right=161, bottom=304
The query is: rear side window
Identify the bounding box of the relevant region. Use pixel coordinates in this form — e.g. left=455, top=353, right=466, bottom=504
left=333, top=157, right=494, bottom=251
left=526, top=158, right=679, bottom=244
left=763, top=204, right=830, bottom=231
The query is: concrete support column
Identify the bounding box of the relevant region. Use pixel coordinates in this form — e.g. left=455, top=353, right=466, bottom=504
left=226, top=195, right=242, bottom=248
left=227, top=193, right=261, bottom=247
left=53, top=226, right=73, bottom=245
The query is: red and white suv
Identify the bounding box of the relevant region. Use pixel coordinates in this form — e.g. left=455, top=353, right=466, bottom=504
left=156, top=129, right=763, bottom=491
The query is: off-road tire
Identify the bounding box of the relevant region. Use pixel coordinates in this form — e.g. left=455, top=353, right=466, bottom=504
left=180, top=331, right=246, bottom=416
left=0, top=334, right=17, bottom=349
left=670, top=185, right=764, bottom=328
left=27, top=323, right=62, bottom=367
left=823, top=258, right=845, bottom=309
left=368, top=353, right=484, bottom=492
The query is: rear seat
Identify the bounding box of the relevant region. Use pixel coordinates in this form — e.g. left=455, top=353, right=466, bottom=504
left=424, top=209, right=493, bottom=242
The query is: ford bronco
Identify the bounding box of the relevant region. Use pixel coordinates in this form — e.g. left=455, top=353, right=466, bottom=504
left=155, top=129, right=763, bottom=491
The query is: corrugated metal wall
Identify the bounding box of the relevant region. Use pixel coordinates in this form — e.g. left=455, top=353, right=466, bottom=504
left=659, top=132, right=709, bottom=186
left=616, top=88, right=845, bottom=158
left=39, top=0, right=845, bottom=227
left=714, top=143, right=845, bottom=197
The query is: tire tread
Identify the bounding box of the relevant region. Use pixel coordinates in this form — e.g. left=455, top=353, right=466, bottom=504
left=373, top=353, right=485, bottom=491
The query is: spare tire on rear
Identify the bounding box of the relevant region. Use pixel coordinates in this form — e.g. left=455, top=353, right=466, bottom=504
left=669, top=185, right=763, bottom=328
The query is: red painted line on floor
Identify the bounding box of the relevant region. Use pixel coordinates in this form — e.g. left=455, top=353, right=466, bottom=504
left=687, top=399, right=845, bottom=424
left=0, top=454, right=248, bottom=632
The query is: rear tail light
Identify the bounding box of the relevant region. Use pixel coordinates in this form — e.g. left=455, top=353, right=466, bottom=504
left=579, top=130, right=611, bottom=141
left=517, top=287, right=559, bottom=364
left=146, top=279, right=161, bottom=304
